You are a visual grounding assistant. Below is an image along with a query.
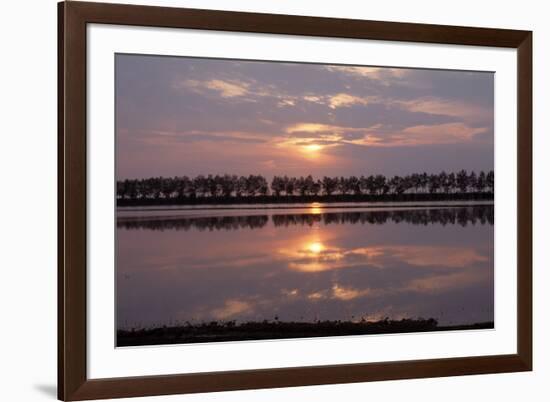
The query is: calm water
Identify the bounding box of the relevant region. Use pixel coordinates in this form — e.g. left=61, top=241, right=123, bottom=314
left=116, top=204, right=494, bottom=330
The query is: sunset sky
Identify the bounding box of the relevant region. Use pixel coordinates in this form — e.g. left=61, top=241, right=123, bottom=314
left=115, top=54, right=494, bottom=180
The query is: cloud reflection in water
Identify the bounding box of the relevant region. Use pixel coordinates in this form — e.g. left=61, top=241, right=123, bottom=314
left=116, top=207, right=493, bottom=330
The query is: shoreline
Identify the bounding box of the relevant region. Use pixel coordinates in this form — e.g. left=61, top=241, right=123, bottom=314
left=117, top=319, right=494, bottom=347
left=117, top=200, right=494, bottom=214
left=117, top=192, right=493, bottom=208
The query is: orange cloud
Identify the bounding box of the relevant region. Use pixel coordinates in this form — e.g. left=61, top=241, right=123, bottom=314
left=328, top=93, right=371, bottom=109
left=331, top=284, right=372, bottom=301
left=211, top=299, right=252, bottom=319
left=307, top=291, right=327, bottom=300
left=182, top=79, right=251, bottom=98
left=285, top=123, right=345, bottom=134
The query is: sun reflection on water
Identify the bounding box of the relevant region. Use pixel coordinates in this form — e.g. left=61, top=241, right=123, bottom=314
left=309, top=202, right=322, bottom=215
left=307, top=241, right=325, bottom=254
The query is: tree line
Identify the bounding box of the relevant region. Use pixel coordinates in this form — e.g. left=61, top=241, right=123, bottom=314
left=117, top=170, right=494, bottom=203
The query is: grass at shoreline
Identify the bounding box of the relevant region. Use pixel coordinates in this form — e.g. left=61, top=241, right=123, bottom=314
left=117, top=319, right=494, bottom=347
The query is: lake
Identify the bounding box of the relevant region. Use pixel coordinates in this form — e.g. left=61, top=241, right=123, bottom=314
left=116, top=203, right=494, bottom=344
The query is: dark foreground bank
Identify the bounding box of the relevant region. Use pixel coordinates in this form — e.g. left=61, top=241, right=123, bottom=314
left=117, top=319, right=494, bottom=347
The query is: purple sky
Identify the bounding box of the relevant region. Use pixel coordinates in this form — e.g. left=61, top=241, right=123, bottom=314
left=115, top=54, right=494, bottom=180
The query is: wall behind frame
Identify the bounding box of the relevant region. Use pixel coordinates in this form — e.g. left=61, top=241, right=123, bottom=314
left=0, top=0, right=545, bottom=401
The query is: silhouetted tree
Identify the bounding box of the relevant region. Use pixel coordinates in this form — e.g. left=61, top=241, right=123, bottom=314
left=487, top=170, right=494, bottom=192
left=271, top=176, right=284, bottom=196
left=322, top=176, right=338, bottom=195
left=456, top=170, right=469, bottom=193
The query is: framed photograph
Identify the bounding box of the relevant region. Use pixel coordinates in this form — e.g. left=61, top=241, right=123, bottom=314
left=58, top=1, right=532, bottom=400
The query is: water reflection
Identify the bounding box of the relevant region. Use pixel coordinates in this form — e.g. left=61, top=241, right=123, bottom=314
left=117, top=206, right=493, bottom=336
left=280, top=242, right=488, bottom=273
left=117, top=206, right=493, bottom=231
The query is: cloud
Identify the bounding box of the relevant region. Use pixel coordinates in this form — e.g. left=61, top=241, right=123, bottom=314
left=276, top=124, right=348, bottom=151
left=281, top=288, right=299, bottom=297
left=211, top=299, right=252, bottom=319
left=182, top=79, right=251, bottom=98
left=286, top=123, right=337, bottom=134
left=307, top=291, right=328, bottom=300
left=406, top=269, right=491, bottom=294
left=303, top=95, right=324, bottom=104
left=308, top=274, right=482, bottom=303
left=281, top=243, right=488, bottom=273
left=277, top=99, right=296, bottom=107
left=393, top=96, right=492, bottom=122
left=136, top=119, right=488, bottom=157
left=133, top=130, right=271, bottom=148
left=328, top=93, right=371, bottom=109
left=305, top=285, right=375, bottom=302
left=178, top=77, right=317, bottom=110
left=392, top=123, right=487, bottom=145
left=383, top=246, right=489, bottom=268
left=325, top=65, right=408, bottom=81
left=348, top=122, right=489, bottom=147
left=331, top=284, right=372, bottom=301
left=282, top=120, right=487, bottom=150
left=285, top=122, right=375, bottom=140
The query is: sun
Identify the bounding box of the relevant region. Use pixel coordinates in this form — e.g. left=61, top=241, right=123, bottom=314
left=301, top=143, right=324, bottom=159
left=307, top=241, right=325, bottom=254
left=303, top=144, right=322, bottom=153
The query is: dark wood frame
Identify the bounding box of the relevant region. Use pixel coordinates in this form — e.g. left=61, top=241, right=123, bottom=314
left=58, top=1, right=532, bottom=400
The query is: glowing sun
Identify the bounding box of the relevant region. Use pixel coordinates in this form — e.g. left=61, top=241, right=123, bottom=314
left=307, top=241, right=325, bottom=254
left=303, top=144, right=322, bottom=153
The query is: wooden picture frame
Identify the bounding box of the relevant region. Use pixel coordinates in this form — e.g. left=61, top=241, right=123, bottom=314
left=58, top=1, right=532, bottom=400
